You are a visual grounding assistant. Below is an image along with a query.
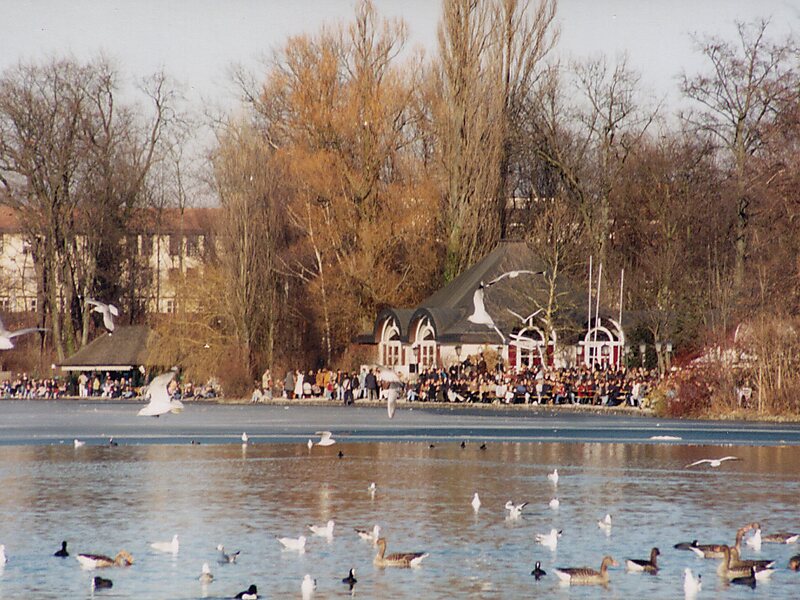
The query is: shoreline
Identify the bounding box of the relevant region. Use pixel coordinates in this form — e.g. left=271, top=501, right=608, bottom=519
left=6, top=395, right=800, bottom=422
left=3, top=394, right=653, bottom=417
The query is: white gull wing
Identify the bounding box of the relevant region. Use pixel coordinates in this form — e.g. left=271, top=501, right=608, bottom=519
left=138, top=369, right=180, bottom=417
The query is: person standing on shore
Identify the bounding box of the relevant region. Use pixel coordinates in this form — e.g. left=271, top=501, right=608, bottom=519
left=261, top=369, right=273, bottom=400
left=294, top=370, right=304, bottom=399
left=284, top=370, right=295, bottom=399
left=365, top=369, right=378, bottom=400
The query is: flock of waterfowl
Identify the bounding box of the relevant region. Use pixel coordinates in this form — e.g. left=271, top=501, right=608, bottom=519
left=4, top=431, right=799, bottom=598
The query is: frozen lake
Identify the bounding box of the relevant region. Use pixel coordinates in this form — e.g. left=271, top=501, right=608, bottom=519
left=0, top=401, right=798, bottom=599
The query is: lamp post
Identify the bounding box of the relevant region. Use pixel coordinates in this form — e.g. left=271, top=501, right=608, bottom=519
left=454, top=344, right=462, bottom=376
left=639, top=342, right=646, bottom=367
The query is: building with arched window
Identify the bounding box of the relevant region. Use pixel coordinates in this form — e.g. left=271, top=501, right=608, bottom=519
left=363, top=241, right=629, bottom=375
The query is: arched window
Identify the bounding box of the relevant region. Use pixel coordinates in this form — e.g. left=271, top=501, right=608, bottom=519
left=414, top=317, right=437, bottom=368
left=512, top=327, right=545, bottom=368
left=580, top=318, right=624, bottom=368
left=379, top=319, right=402, bottom=367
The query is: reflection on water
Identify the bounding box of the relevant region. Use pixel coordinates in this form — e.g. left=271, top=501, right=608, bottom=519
left=0, top=441, right=798, bottom=599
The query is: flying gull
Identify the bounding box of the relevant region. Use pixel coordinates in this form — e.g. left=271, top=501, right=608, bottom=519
left=86, top=299, right=119, bottom=333
left=137, top=368, right=184, bottom=417
left=0, top=317, right=46, bottom=350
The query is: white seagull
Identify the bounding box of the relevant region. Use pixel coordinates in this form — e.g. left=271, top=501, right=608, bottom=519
left=387, top=389, right=398, bottom=419
left=369, top=482, right=377, bottom=497
left=549, top=498, right=560, bottom=510
left=355, top=525, right=381, bottom=543
left=685, top=456, right=741, bottom=468
left=74, top=439, right=86, bottom=448
left=277, top=535, right=306, bottom=552
left=535, top=528, right=562, bottom=550
left=198, top=562, right=213, bottom=584
left=216, top=544, right=240, bottom=563
left=471, top=492, right=481, bottom=512
left=746, top=527, right=762, bottom=551
left=307, top=439, right=313, bottom=450
left=547, top=469, right=559, bottom=485
left=507, top=307, right=543, bottom=325
left=683, top=567, right=702, bottom=596
left=138, top=368, right=183, bottom=417
left=308, top=520, right=335, bottom=539
left=315, top=431, right=336, bottom=446
left=150, top=534, right=179, bottom=554
left=86, top=299, right=119, bottom=333
left=505, top=500, right=528, bottom=519
left=0, top=317, right=46, bottom=350
left=241, top=432, right=249, bottom=444
left=301, top=574, right=316, bottom=599
left=598, top=514, right=612, bottom=533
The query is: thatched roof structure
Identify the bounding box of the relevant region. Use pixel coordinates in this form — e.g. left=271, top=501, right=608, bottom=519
left=59, top=325, right=153, bottom=372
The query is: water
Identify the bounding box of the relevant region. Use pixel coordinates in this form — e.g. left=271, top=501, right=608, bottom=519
left=0, top=402, right=798, bottom=599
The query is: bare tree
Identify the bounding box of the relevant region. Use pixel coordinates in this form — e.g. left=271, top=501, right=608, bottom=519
left=0, top=57, right=177, bottom=359
left=681, top=19, right=799, bottom=293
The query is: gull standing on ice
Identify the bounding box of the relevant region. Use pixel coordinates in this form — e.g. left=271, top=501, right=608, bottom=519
left=746, top=527, right=762, bottom=551
left=547, top=469, right=559, bottom=485
left=217, top=544, right=240, bottom=563
left=505, top=501, right=527, bottom=519
left=369, top=482, right=377, bottom=498
left=74, top=439, right=85, bottom=448
left=86, top=299, right=119, bottom=333
left=137, top=368, right=183, bottom=417
left=307, top=439, right=313, bottom=450
left=315, top=431, right=336, bottom=446
left=301, top=574, right=316, bottom=599
left=308, top=520, right=335, bottom=539
left=471, top=492, right=481, bottom=512
left=598, top=514, right=613, bottom=533
left=150, top=534, right=179, bottom=554
left=683, top=567, right=702, bottom=596
left=198, top=562, right=213, bottom=583
left=277, top=535, right=306, bottom=552
left=535, top=529, right=562, bottom=550
left=0, top=317, right=46, bottom=350
left=549, top=498, right=560, bottom=509
left=355, top=525, right=380, bottom=543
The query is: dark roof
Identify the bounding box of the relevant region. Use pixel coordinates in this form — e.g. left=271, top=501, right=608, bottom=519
left=371, top=240, right=620, bottom=345
left=59, top=325, right=153, bottom=371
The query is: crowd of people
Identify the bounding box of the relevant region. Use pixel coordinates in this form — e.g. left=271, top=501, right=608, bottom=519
left=408, top=363, right=659, bottom=408
left=259, top=361, right=662, bottom=409
left=0, top=374, right=67, bottom=399
left=0, top=372, right=218, bottom=400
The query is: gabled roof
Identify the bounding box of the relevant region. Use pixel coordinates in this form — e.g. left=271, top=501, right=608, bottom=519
left=372, top=239, right=618, bottom=345
left=59, top=325, right=153, bottom=371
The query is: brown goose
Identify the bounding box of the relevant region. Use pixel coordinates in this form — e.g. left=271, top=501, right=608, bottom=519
left=75, top=550, right=134, bottom=569
left=373, top=538, right=428, bottom=568
left=763, top=531, right=799, bottom=544
left=728, top=546, right=775, bottom=570
left=625, top=547, right=659, bottom=573
left=554, top=556, right=618, bottom=585
left=688, top=524, right=749, bottom=558
left=717, top=545, right=773, bottom=580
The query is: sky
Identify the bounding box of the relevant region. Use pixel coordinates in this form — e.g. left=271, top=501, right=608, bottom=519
left=2, top=0, right=798, bottom=114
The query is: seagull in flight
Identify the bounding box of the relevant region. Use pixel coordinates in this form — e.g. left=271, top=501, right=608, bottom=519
left=315, top=431, right=336, bottom=446
left=86, top=299, right=119, bottom=333
left=507, top=307, right=543, bottom=325
left=685, top=456, right=741, bottom=468
left=0, top=317, right=46, bottom=350
left=467, top=271, right=544, bottom=342
left=137, top=368, right=184, bottom=417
